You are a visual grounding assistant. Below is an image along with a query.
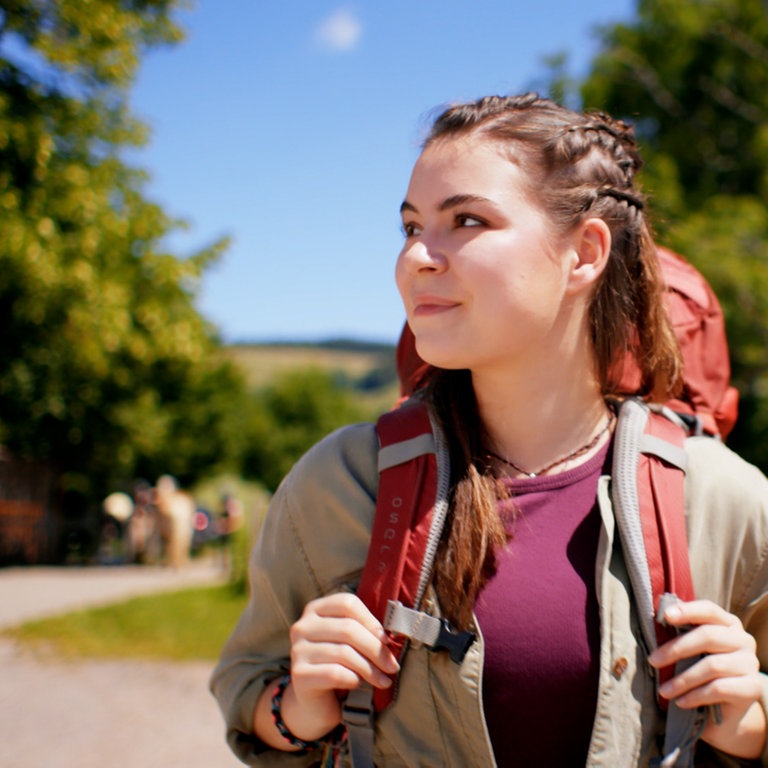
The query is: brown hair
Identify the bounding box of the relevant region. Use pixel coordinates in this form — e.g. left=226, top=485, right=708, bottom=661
left=421, top=93, right=683, bottom=628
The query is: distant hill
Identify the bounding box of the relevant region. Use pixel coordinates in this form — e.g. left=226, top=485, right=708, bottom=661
left=221, top=339, right=399, bottom=392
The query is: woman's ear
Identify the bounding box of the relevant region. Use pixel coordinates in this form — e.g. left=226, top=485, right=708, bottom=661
left=566, top=217, right=611, bottom=295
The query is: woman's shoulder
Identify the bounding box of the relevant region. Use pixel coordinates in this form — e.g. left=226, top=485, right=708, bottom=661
left=256, top=422, right=381, bottom=592
left=683, top=435, right=768, bottom=519
left=270, top=421, right=381, bottom=542
left=683, top=436, right=768, bottom=608
left=684, top=435, right=768, bottom=494
left=285, top=421, right=380, bottom=496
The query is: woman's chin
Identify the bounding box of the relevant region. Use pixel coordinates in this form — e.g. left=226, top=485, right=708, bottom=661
left=414, top=343, right=468, bottom=372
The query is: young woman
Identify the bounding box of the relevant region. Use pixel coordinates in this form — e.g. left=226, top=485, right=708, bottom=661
left=211, top=94, right=768, bottom=766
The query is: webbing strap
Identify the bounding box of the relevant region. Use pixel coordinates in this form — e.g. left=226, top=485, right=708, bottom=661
left=613, top=400, right=655, bottom=645
left=636, top=407, right=693, bottom=704
left=612, top=401, right=695, bottom=681
left=378, top=433, right=435, bottom=472
left=638, top=434, right=687, bottom=472
left=384, top=600, right=442, bottom=646
left=342, top=685, right=375, bottom=768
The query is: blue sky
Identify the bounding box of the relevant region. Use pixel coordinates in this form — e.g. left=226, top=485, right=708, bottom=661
left=131, top=1, right=637, bottom=344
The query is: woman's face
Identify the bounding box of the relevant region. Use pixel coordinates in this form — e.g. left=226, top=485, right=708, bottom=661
left=395, top=134, right=582, bottom=375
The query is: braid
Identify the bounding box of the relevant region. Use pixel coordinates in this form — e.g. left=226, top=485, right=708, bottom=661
left=594, top=187, right=645, bottom=210
left=549, top=116, right=679, bottom=399
left=562, top=117, right=642, bottom=180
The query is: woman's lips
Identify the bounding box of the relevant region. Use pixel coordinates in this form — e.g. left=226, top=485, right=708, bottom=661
left=412, top=297, right=460, bottom=316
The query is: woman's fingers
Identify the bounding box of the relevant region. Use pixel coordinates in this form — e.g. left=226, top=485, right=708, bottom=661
left=649, top=599, right=754, bottom=667
left=293, top=592, right=400, bottom=670
left=650, top=624, right=756, bottom=670
left=658, top=599, right=741, bottom=631
left=306, top=592, right=389, bottom=638
left=655, top=649, right=761, bottom=709
left=291, top=629, right=398, bottom=689
left=648, top=599, right=761, bottom=712
left=291, top=646, right=394, bottom=690
left=289, top=592, right=400, bottom=694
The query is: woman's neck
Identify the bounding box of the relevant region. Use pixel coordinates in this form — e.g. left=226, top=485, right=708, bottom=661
left=473, top=361, right=610, bottom=477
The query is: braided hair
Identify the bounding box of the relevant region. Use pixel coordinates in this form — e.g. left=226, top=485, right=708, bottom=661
left=420, top=94, right=682, bottom=628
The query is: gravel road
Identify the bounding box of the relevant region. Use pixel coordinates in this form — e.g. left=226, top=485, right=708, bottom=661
left=1, top=562, right=244, bottom=768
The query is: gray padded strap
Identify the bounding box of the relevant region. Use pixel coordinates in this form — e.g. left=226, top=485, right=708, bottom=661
left=612, top=399, right=657, bottom=655
left=377, top=433, right=435, bottom=471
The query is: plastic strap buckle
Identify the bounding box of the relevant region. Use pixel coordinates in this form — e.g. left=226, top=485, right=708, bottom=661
left=433, top=619, right=476, bottom=664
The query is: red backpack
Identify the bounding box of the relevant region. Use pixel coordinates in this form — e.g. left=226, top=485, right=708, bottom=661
left=342, top=247, right=735, bottom=767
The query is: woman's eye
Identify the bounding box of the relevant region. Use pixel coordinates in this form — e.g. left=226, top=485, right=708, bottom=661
left=456, top=214, right=484, bottom=228
left=402, top=222, right=422, bottom=237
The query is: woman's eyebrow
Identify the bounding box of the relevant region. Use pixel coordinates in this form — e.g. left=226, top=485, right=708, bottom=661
left=400, top=194, right=492, bottom=216
left=438, top=193, right=492, bottom=211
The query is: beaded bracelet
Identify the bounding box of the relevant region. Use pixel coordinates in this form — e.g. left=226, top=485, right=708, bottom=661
left=270, top=674, right=347, bottom=753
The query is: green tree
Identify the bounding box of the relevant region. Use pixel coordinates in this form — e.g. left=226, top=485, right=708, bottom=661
left=241, top=369, right=369, bottom=492
left=0, top=1, right=245, bottom=522
left=577, top=0, right=768, bottom=468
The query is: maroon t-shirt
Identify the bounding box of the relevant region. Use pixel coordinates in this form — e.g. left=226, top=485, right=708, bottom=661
left=474, top=442, right=610, bottom=767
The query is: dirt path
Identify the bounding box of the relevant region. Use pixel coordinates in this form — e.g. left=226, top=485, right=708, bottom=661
left=1, top=562, right=244, bottom=768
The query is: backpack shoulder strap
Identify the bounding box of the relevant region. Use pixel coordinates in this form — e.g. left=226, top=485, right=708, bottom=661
left=357, top=400, right=441, bottom=629
left=612, top=398, right=693, bottom=656
left=343, top=401, right=451, bottom=768
left=612, top=399, right=709, bottom=767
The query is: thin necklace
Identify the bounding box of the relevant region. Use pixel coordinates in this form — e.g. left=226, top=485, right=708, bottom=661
left=487, top=412, right=616, bottom=478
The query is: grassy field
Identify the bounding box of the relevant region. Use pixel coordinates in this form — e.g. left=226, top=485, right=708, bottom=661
left=221, top=341, right=401, bottom=417
left=220, top=341, right=396, bottom=390
left=3, top=584, right=248, bottom=661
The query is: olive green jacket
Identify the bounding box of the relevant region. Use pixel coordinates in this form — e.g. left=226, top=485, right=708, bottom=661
left=210, top=422, right=768, bottom=767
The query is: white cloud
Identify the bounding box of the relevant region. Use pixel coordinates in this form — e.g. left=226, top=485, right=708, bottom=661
left=314, top=8, right=362, bottom=52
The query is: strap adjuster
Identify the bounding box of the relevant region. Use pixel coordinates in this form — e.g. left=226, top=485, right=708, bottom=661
left=341, top=688, right=374, bottom=729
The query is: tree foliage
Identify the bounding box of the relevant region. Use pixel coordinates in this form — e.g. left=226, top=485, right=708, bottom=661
left=240, top=369, right=370, bottom=493
left=0, top=1, right=246, bottom=508
left=577, top=0, right=768, bottom=468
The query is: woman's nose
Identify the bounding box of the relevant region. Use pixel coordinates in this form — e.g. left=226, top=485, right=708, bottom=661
left=401, top=233, right=447, bottom=273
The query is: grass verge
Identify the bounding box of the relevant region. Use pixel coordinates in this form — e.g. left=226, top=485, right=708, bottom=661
left=2, top=584, right=249, bottom=661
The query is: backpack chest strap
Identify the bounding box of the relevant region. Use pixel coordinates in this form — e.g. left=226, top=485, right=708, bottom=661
left=384, top=600, right=475, bottom=664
